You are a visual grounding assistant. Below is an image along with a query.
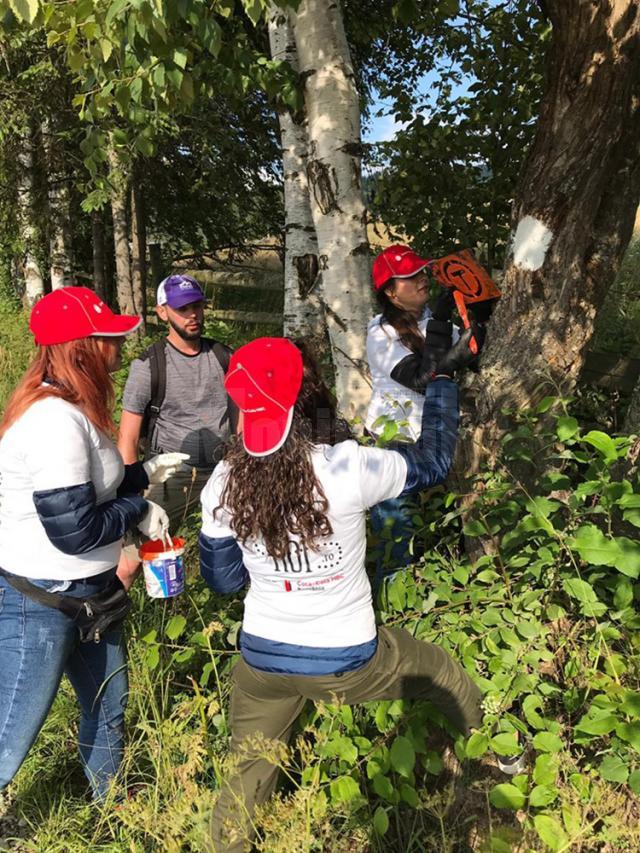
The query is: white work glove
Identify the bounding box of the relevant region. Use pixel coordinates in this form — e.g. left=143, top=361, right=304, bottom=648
left=143, top=452, right=190, bottom=485
left=137, top=500, right=170, bottom=542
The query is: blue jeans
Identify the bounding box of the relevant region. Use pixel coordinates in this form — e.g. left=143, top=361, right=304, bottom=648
left=0, top=568, right=128, bottom=800
left=370, top=494, right=423, bottom=589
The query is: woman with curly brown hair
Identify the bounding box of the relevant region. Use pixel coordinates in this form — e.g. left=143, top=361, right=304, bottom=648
left=199, top=336, right=483, bottom=852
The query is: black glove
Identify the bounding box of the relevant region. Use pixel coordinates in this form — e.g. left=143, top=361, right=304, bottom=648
left=431, top=286, right=456, bottom=322
left=390, top=318, right=453, bottom=393
left=435, top=329, right=477, bottom=377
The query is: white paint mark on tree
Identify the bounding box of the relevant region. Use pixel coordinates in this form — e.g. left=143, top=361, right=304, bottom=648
left=512, top=215, right=553, bottom=271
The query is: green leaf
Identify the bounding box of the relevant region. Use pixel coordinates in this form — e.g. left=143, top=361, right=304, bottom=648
left=582, top=430, right=619, bottom=463
left=373, top=806, right=389, bottom=835
left=523, top=695, right=547, bottom=730
left=371, top=772, right=394, bottom=801
left=322, top=735, right=358, bottom=764
left=614, top=577, right=634, bottom=610
left=598, top=754, right=629, bottom=784
left=491, top=732, right=521, bottom=756
left=329, top=775, right=361, bottom=803
left=165, top=615, right=187, bottom=640
left=400, top=783, right=418, bottom=807
left=99, top=38, right=113, bottom=62
left=489, top=783, right=526, bottom=810
left=628, top=769, right=640, bottom=794
left=529, top=785, right=559, bottom=807
left=533, top=754, right=559, bottom=786
left=534, top=815, right=568, bottom=851
left=532, top=732, right=564, bottom=753
left=8, top=0, right=39, bottom=24
left=570, top=524, right=621, bottom=569
left=144, top=644, right=160, bottom=669
left=575, top=710, right=618, bottom=736
left=562, top=578, right=597, bottom=604
left=616, top=721, right=640, bottom=752
left=556, top=416, right=579, bottom=441
left=463, top=519, right=487, bottom=537
left=614, top=536, right=640, bottom=578
left=242, top=0, right=264, bottom=26
left=390, top=735, right=415, bottom=778
left=621, top=692, right=640, bottom=717
left=466, top=732, right=489, bottom=758
left=173, top=47, right=188, bottom=69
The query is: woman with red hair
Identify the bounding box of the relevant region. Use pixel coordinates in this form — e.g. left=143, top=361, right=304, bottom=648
left=0, top=287, right=183, bottom=800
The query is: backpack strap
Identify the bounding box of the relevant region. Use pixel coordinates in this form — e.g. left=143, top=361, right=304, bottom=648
left=208, top=339, right=238, bottom=434
left=145, top=339, right=167, bottom=450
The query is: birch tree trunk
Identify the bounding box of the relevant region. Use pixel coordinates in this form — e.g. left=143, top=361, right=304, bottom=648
left=460, top=0, right=640, bottom=475
left=130, top=179, right=147, bottom=332
left=268, top=4, right=323, bottom=345
left=291, top=0, right=373, bottom=421
left=92, top=209, right=106, bottom=301
left=108, top=144, right=135, bottom=315
left=42, top=120, right=74, bottom=290
left=16, top=127, right=45, bottom=306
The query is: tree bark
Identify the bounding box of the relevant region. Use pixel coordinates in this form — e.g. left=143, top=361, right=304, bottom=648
left=42, top=119, right=74, bottom=290
left=268, top=4, right=324, bottom=346
left=91, top=209, right=107, bottom=301
left=291, top=0, right=373, bottom=421
left=148, top=242, right=164, bottom=288
left=623, top=377, right=640, bottom=435
left=108, top=144, right=135, bottom=315
left=461, top=0, right=640, bottom=472
left=16, top=126, right=45, bottom=306
left=130, top=178, right=147, bottom=332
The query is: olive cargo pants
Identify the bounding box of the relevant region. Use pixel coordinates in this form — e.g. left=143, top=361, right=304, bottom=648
left=207, top=625, right=483, bottom=852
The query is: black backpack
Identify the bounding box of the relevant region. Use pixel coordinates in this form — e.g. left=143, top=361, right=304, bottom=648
left=139, top=338, right=238, bottom=450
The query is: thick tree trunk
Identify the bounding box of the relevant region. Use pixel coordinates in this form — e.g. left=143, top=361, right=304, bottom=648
left=461, top=1, right=640, bottom=472
left=130, top=179, right=147, bottom=332
left=16, top=128, right=45, bottom=306
left=108, top=144, right=135, bottom=315
left=292, top=0, right=373, bottom=421
left=148, top=242, right=164, bottom=287
left=42, top=120, right=74, bottom=290
left=91, top=209, right=106, bottom=301
left=268, top=4, right=323, bottom=345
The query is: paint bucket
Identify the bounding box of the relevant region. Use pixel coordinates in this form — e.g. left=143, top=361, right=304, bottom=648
left=139, top=537, right=186, bottom=598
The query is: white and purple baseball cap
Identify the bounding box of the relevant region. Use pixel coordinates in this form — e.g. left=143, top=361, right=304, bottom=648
left=157, top=274, right=206, bottom=308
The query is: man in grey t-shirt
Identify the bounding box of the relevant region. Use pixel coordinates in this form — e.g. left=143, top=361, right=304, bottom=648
left=118, top=274, right=235, bottom=531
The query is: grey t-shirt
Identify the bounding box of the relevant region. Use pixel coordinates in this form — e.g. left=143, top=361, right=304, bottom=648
left=122, top=340, right=232, bottom=468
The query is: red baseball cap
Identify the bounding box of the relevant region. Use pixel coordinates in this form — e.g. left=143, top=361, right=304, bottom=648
left=30, top=287, right=141, bottom=346
left=224, top=337, right=303, bottom=457
left=372, top=244, right=431, bottom=290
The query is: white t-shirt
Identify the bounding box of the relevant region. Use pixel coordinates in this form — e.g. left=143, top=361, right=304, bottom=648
left=366, top=310, right=460, bottom=440
left=201, top=440, right=407, bottom=649
left=0, top=396, right=125, bottom=580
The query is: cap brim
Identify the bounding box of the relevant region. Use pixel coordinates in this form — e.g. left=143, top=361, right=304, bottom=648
left=392, top=260, right=429, bottom=279
left=91, top=316, right=142, bottom=337
left=242, top=407, right=294, bottom=457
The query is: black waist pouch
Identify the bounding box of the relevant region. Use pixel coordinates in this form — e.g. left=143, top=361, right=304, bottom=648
left=0, top=569, right=131, bottom=643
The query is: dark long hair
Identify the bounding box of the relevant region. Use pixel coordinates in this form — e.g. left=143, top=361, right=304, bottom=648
left=376, top=286, right=425, bottom=355
left=219, top=341, right=342, bottom=560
